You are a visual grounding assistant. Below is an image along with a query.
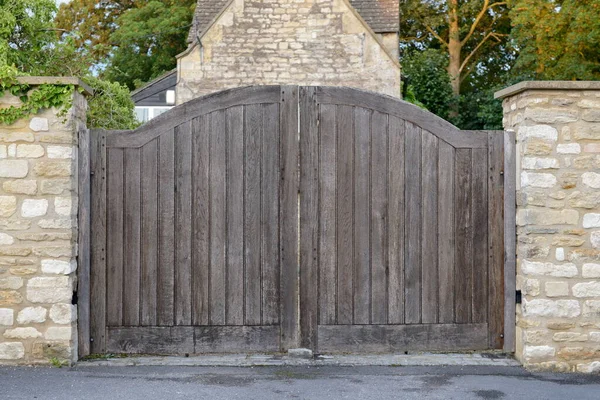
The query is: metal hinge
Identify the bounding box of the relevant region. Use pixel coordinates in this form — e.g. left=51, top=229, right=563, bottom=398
left=515, top=290, right=522, bottom=304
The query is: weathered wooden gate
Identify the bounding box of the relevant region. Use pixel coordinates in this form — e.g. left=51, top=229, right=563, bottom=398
left=299, top=87, right=512, bottom=353
left=79, top=85, right=515, bottom=356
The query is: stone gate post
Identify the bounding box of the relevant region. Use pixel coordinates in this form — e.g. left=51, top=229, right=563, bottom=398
left=496, top=82, right=600, bottom=372
left=0, top=77, right=90, bottom=364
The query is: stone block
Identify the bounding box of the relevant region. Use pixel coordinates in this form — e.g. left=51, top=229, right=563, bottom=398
left=521, top=260, right=578, bottom=277
left=0, top=132, right=34, bottom=143
left=41, top=259, right=76, bottom=275
left=572, top=282, right=600, bottom=298
left=21, top=199, right=48, bottom=218
left=40, top=179, right=71, bottom=195
left=54, top=197, right=72, bottom=216
left=0, top=290, right=23, bottom=306
left=2, top=180, right=37, bottom=195
left=0, top=160, right=28, bottom=178
left=545, top=282, right=569, bottom=297
left=521, top=172, right=557, bottom=188
left=0, top=308, right=14, bottom=326
left=17, top=307, right=47, bottom=324
left=577, top=361, right=600, bottom=373
left=553, top=332, right=588, bottom=342
left=0, top=277, right=23, bottom=290
left=0, top=343, right=25, bottom=360
left=0, top=196, right=17, bottom=218
left=556, top=143, right=581, bottom=154
left=4, top=327, right=42, bottom=339
left=29, top=117, right=49, bottom=132
left=0, top=233, right=14, bottom=245
left=32, top=341, right=71, bottom=360
left=582, top=172, right=600, bottom=189
left=523, top=345, right=555, bottom=362
left=49, top=304, right=74, bottom=324
left=37, top=219, right=72, bottom=229
left=33, top=161, right=72, bottom=177
left=583, top=300, right=600, bottom=318
left=583, top=214, right=600, bottom=228
left=582, top=263, right=600, bottom=278
left=518, top=125, right=558, bottom=141
left=26, top=277, right=72, bottom=304
left=45, top=327, right=71, bottom=341
left=522, top=299, right=580, bottom=318
left=517, top=209, right=579, bottom=226
left=521, top=157, right=559, bottom=170
left=47, top=146, right=73, bottom=159
left=524, top=108, right=578, bottom=123
left=16, top=144, right=44, bottom=158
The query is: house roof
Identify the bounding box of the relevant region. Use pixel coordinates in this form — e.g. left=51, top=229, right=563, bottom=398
left=187, top=0, right=399, bottom=43
left=131, top=69, right=177, bottom=104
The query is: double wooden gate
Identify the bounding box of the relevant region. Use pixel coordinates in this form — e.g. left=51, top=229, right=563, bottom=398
left=78, top=86, right=515, bottom=357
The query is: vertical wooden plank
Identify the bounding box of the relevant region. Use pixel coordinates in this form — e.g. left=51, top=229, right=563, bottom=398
left=175, top=122, right=192, bottom=325
left=421, top=131, right=439, bottom=324
left=455, top=148, right=473, bottom=324
left=90, top=130, right=107, bottom=353
left=299, top=86, right=318, bottom=349
left=437, top=140, right=455, bottom=323
left=336, top=105, right=354, bottom=325
left=489, top=132, right=505, bottom=349
left=371, top=111, right=388, bottom=324
left=78, top=128, right=91, bottom=357
left=319, top=104, right=337, bottom=325
left=353, top=107, right=370, bottom=325
left=209, top=111, right=226, bottom=326
left=504, top=130, right=516, bottom=352
left=262, top=104, right=280, bottom=325
left=472, top=148, right=489, bottom=323
left=387, top=117, right=405, bottom=324
left=280, top=86, right=299, bottom=349
left=244, top=104, right=262, bottom=326
left=122, top=148, right=141, bottom=326
left=192, top=117, right=210, bottom=325
left=106, top=148, right=124, bottom=327
left=404, top=123, right=422, bottom=324
left=158, top=132, right=175, bottom=326
left=140, top=139, right=158, bottom=326
left=226, top=107, right=244, bottom=325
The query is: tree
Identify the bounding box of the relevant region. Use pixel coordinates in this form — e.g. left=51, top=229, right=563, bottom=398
left=55, top=0, right=139, bottom=61
left=400, top=1, right=511, bottom=97
left=84, top=76, right=139, bottom=129
left=0, top=0, right=57, bottom=73
left=0, top=0, right=138, bottom=129
left=510, top=0, right=600, bottom=80
left=402, top=49, right=454, bottom=120
left=102, top=0, right=195, bottom=89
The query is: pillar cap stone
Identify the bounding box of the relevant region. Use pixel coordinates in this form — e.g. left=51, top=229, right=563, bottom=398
left=495, top=81, right=600, bottom=99
left=16, top=77, right=93, bottom=96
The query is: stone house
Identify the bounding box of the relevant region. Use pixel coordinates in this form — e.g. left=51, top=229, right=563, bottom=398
left=175, top=0, right=401, bottom=104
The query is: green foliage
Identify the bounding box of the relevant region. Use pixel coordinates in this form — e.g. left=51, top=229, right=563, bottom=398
left=49, top=357, right=68, bottom=368
left=83, top=76, right=140, bottom=130
left=402, top=49, right=454, bottom=120
left=0, top=65, right=74, bottom=125
left=103, top=0, right=195, bottom=89
left=0, top=0, right=57, bottom=73
left=510, top=0, right=600, bottom=80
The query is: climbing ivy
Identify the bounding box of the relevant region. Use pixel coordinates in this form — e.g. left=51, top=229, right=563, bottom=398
left=0, top=65, right=75, bottom=125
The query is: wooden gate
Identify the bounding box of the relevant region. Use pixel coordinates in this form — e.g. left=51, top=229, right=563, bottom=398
left=84, top=86, right=299, bottom=355
left=299, top=87, right=510, bottom=352
left=79, top=85, right=514, bottom=356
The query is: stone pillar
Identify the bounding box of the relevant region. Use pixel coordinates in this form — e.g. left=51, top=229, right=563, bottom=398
left=496, top=81, right=600, bottom=373
left=0, top=77, right=90, bottom=364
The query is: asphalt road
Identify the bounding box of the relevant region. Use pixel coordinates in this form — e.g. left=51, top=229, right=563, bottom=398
left=1, top=365, right=600, bottom=400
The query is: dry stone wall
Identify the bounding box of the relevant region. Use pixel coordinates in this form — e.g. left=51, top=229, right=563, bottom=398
left=498, top=82, right=600, bottom=373
left=0, top=80, right=87, bottom=364
left=176, top=0, right=401, bottom=103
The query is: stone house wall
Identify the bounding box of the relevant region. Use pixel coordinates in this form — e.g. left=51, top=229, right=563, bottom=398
left=176, top=0, right=401, bottom=103
left=497, top=81, right=600, bottom=373
left=0, top=78, right=88, bottom=364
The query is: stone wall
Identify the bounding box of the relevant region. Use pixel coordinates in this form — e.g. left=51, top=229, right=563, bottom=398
left=497, top=81, right=600, bottom=373
left=176, top=0, right=401, bottom=103
left=0, top=78, right=88, bottom=365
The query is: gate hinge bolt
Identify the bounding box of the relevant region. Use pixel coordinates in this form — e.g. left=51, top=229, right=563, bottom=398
left=500, top=171, right=504, bottom=175
left=90, top=338, right=94, bottom=342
